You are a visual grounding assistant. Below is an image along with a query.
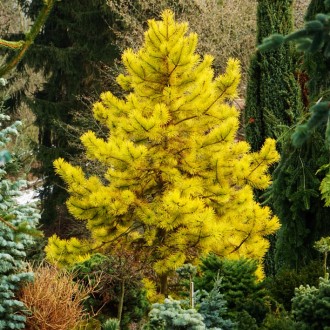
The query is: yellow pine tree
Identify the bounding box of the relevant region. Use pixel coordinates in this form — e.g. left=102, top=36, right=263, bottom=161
left=45, top=10, right=280, bottom=294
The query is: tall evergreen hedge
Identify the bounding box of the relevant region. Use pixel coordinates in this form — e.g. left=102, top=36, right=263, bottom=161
left=244, top=0, right=302, bottom=275
left=272, top=0, right=330, bottom=271
left=245, top=0, right=302, bottom=152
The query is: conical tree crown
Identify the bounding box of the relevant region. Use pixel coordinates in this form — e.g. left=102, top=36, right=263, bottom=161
left=46, top=10, right=280, bottom=275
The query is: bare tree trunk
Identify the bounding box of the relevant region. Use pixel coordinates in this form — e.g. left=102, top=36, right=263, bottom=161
left=117, top=280, right=125, bottom=324
left=160, top=274, right=168, bottom=296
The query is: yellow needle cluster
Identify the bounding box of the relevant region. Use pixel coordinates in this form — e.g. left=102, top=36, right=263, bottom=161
left=45, top=10, right=280, bottom=276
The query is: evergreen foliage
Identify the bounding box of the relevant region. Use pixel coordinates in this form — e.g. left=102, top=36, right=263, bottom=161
left=44, top=10, right=280, bottom=293
left=245, top=0, right=302, bottom=152
left=320, top=168, right=330, bottom=205
left=0, top=107, right=40, bottom=329
left=303, top=0, right=330, bottom=101
left=260, top=312, right=297, bottom=330
left=291, top=275, right=330, bottom=329
left=143, top=298, right=207, bottom=330
left=195, top=254, right=270, bottom=328
left=102, top=318, right=120, bottom=330
left=259, top=0, right=330, bottom=147
left=265, top=260, right=323, bottom=311
left=314, top=236, right=330, bottom=276
left=75, top=318, right=102, bottom=330
left=255, top=0, right=330, bottom=271
left=196, top=276, right=235, bottom=330
left=244, top=0, right=303, bottom=276
left=17, top=0, right=121, bottom=229
left=255, top=0, right=330, bottom=147
left=271, top=138, right=330, bottom=270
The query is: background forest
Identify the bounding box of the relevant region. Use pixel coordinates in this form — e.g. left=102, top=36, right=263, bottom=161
left=2, top=0, right=330, bottom=329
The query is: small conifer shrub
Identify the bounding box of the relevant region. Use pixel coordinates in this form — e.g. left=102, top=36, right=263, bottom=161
left=102, top=318, right=120, bottom=330
left=45, top=10, right=280, bottom=293
left=143, top=298, right=206, bottom=330
left=196, top=276, right=235, bottom=329
left=291, top=274, right=330, bottom=329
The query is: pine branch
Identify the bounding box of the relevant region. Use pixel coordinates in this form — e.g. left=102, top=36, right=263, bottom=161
left=0, top=215, right=17, bottom=231
left=0, top=0, right=57, bottom=77
left=292, top=100, right=330, bottom=146
left=0, top=39, right=24, bottom=50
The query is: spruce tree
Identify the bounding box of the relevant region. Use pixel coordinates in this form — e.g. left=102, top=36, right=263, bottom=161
left=0, top=99, right=40, bottom=329
left=197, top=276, right=235, bottom=330
left=17, top=0, right=121, bottom=230
left=144, top=298, right=206, bottom=330
left=0, top=5, right=45, bottom=328
left=245, top=0, right=302, bottom=152
left=45, top=10, right=280, bottom=295
left=195, top=255, right=269, bottom=328
left=272, top=141, right=330, bottom=270
left=247, top=0, right=330, bottom=272
left=291, top=275, right=330, bottom=329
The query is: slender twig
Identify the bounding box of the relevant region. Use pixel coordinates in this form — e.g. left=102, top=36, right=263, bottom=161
left=0, top=0, right=57, bottom=77
left=0, top=216, right=17, bottom=230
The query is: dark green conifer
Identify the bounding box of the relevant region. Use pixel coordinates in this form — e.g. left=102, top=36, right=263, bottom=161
left=250, top=0, right=330, bottom=272
left=245, top=0, right=302, bottom=152
left=17, top=0, right=120, bottom=231
left=244, top=0, right=303, bottom=276
left=196, top=277, right=235, bottom=330
left=291, top=275, right=330, bottom=329
left=195, top=255, right=270, bottom=329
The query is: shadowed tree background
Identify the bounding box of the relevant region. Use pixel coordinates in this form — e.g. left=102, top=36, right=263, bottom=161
left=245, top=0, right=302, bottom=152
left=260, top=0, right=330, bottom=272
left=244, top=0, right=303, bottom=276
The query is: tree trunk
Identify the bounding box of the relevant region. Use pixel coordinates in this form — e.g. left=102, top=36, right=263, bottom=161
left=160, top=274, right=168, bottom=296
left=117, top=280, right=125, bottom=324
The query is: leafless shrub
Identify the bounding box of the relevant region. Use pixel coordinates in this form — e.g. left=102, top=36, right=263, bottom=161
left=19, top=263, right=99, bottom=330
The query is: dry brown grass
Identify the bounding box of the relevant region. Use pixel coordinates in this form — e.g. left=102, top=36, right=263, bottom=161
left=107, top=0, right=257, bottom=91
left=293, top=0, right=311, bottom=28
left=19, top=263, right=95, bottom=330
left=106, top=0, right=312, bottom=93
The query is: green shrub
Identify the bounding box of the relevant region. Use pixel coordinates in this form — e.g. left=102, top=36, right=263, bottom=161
left=143, top=298, right=207, bottom=330
left=234, top=311, right=258, bottom=330
left=265, top=260, right=323, bottom=311
left=102, top=318, right=120, bottom=330
left=70, top=252, right=149, bottom=330
left=196, top=276, right=235, bottom=330
left=291, top=275, right=330, bottom=329
left=75, top=318, right=102, bottom=330
left=195, top=254, right=271, bottom=327
left=260, top=312, right=297, bottom=330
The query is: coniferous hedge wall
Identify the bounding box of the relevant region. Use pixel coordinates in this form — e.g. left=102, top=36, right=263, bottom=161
left=245, top=0, right=302, bottom=152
